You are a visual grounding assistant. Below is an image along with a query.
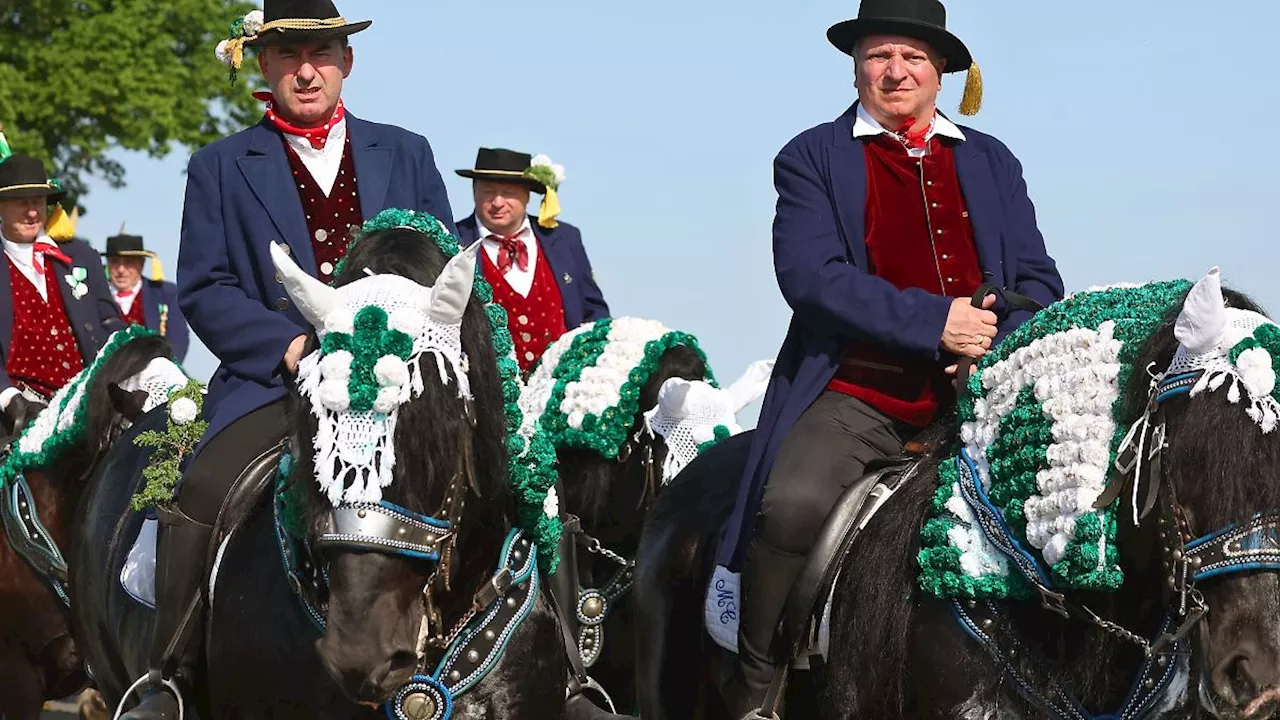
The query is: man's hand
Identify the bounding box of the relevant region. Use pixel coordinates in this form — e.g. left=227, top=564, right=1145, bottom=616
left=284, top=334, right=308, bottom=374
left=941, top=295, right=998, bottom=359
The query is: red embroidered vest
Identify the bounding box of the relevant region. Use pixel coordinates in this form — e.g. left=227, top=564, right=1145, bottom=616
left=6, top=259, right=84, bottom=398
left=282, top=134, right=363, bottom=283
left=826, top=134, right=984, bottom=427
left=480, top=245, right=568, bottom=375
left=120, top=289, right=146, bottom=326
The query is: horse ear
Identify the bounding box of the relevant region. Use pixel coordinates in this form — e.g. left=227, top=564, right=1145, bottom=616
left=422, top=242, right=481, bottom=325
left=108, top=384, right=150, bottom=423
left=726, top=359, right=775, bottom=413
left=1175, top=267, right=1226, bottom=355
left=270, top=242, right=340, bottom=329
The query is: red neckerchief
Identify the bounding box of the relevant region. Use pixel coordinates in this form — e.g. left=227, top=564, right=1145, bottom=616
left=33, top=241, right=72, bottom=277
left=895, top=116, right=933, bottom=151
left=494, top=232, right=530, bottom=274
left=115, top=287, right=136, bottom=299
left=252, top=91, right=345, bottom=150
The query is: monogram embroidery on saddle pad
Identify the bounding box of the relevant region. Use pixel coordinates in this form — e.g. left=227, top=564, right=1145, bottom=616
left=517, top=317, right=715, bottom=460
left=918, top=281, right=1198, bottom=600
left=0, top=325, right=189, bottom=488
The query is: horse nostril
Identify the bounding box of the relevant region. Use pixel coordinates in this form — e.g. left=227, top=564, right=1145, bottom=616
left=1214, top=649, right=1264, bottom=707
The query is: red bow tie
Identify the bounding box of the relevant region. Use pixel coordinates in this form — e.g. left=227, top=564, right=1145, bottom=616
left=495, top=233, right=529, bottom=274
left=116, top=288, right=136, bottom=299
left=896, top=116, right=933, bottom=150
left=253, top=91, right=346, bottom=150
left=33, top=243, right=72, bottom=277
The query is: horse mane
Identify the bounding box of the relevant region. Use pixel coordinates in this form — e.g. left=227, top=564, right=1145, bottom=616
left=291, top=227, right=512, bottom=541
left=825, top=285, right=1280, bottom=717
left=561, top=343, right=708, bottom=532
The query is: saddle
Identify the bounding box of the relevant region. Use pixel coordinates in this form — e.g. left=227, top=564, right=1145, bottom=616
left=754, top=424, right=949, bottom=717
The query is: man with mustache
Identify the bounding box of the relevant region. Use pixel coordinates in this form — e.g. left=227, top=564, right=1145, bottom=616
left=0, top=150, right=124, bottom=437
left=714, top=1, right=1064, bottom=716
left=120, top=1, right=455, bottom=716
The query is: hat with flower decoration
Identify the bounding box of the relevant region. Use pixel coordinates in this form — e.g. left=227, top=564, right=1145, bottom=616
left=215, top=0, right=371, bottom=83
left=456, top=148, right=566, bottom=229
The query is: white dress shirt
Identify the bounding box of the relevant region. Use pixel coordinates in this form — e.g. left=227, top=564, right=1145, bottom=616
left=851, top=104, right=967, bottom=157
left=479, top=217, right=539, bottom=297
left=2, top=234, right=53, bottom=301
left=285, top=117, right=347, bottom=197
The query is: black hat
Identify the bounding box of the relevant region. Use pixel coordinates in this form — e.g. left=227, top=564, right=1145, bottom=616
left=105, top=233, right=154, bottom=258
left=827, top=0, right=972, bottom=74
left=455, top=148, right=546, bottom=194
left=245, top=0, right=371, bottom=47
left=0, top=155, right=66, bottom=203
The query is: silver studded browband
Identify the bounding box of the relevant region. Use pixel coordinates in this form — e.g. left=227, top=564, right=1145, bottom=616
left=316, top=502, right=453, bottom=560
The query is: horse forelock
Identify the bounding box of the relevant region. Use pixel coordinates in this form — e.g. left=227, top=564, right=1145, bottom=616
left=289, top=228, right=511, bottom=537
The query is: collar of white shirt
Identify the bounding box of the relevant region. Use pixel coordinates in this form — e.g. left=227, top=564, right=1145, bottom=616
left=285, top=116, right=348, bottom=197
left=116, top=279, right=143, bottom=314
left=1, top=232, right=54, bottom=299
left=852, top=104, right=966, bottom=152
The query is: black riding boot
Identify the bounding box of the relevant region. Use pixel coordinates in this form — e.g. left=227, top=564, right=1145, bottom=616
left=727, top=541, right=808, bottom=720
left=121, top=506, right=214, bottom=720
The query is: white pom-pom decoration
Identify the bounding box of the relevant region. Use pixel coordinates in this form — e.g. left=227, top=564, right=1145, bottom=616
left=170, top=397, right=199, bottom=425
left=374, top=355, right=410, bottom=389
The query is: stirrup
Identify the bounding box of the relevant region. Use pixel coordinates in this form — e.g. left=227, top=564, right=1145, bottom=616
left=112, top=672, right=185, bottom=720
left=564, top=674, right=617, bottom=714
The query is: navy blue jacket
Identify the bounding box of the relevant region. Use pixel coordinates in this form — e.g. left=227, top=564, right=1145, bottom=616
left=455, top=215, right=609, bottom=329
left=0, top=239, right=125, bottom=393
left=177, top=114, right=455, bottom=445
left=716, top=104, right=1065, bottom=569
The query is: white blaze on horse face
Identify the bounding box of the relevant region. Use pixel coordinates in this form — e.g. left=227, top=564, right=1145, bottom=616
left=1175, top=267, right=1226, bottom=355
left=422, top=241, right=481, bottom=326
left=270, top=241, right=340, bottom=329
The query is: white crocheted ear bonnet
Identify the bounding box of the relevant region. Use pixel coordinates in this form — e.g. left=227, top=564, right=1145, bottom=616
left=118, top=357, right=193, bottom=413
left=644, top=359, right=773, bottom=482
left=270, top=241, right=481, bottom=505
left=1164, top=267, right=1280, bottom=433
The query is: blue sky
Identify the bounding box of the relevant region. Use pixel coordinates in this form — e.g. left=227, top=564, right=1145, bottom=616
left=72, top=1, right=1280, bottom=425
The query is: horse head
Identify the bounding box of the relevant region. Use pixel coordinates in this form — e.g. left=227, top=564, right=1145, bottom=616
left=1118, top=268, right=1280, bottom=718
left=273, top=224, right=514, bottom=706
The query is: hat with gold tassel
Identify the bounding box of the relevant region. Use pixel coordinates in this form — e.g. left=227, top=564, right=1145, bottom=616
left=105, top=227, right=166, bottom=282
left=0, top=126, right=79, bottom=240
left=827, top=0, right=982, bottom=115
left=456, top=148, right=567, bottom=229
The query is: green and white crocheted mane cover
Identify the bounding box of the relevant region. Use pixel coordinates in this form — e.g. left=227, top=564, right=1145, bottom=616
left=518, top=317, right=715, bottom=461
left=0, top=325, right=174, bottom=489
left=917, top=280, right=1192, bottom=601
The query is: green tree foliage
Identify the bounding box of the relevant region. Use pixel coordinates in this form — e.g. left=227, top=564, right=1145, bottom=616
left=0, top=0, right=262, bottom=205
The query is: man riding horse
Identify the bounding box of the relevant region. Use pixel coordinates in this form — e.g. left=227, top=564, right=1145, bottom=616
left=121, top=0, right=455, bottom=716
left=455, top=147, right=611, bottom=375
left=0, top=151, right=124, bottom=435
left=716, top=0, right=1066, bottom=715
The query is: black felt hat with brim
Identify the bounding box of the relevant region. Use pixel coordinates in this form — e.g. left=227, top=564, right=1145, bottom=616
left=245, top=0, right=371, bottom=47
left=826, top=0, right=972, bottom=74
left=455, top=148, right=547, bottom=194
left=0, top=155, right=66, bottom=203
left=105, top=233, right=155, bottom=258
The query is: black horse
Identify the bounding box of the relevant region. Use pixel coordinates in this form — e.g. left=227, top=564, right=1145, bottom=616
left=635, top=284, right=1280, bottom=719
left=0, top=332, right=173, bottom=720
left=553, top=338, right=709, bottom=711
left=71, top=228, right=587, bottom=718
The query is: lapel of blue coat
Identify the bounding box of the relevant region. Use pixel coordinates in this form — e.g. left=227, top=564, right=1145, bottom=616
left=533, top=221, right=581, bottom=328
left=49, top=253, right=92, bottom=348
left=951, top=132, right=1002, bottom=281
left=828, top=105, right=870, bottom=269
left=455, top=215, right=480, bottom=247
left=237, top=120, right=315, bottom=272
left=347, top=115, right=391, bottom=222
left=141, top=282, right=160, bottom=331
